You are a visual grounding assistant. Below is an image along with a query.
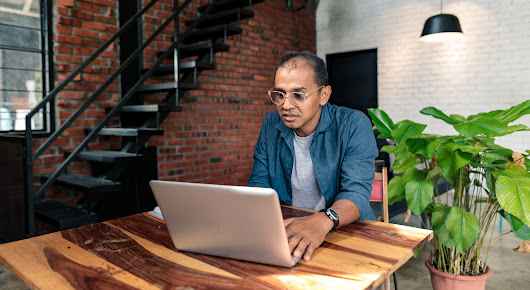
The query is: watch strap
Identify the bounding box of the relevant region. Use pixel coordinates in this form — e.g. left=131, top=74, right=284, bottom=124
left=320, top=208, right=339, bottom=232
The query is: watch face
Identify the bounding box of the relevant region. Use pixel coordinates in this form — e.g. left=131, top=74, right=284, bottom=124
left=327, top=208, right=339, bottom=221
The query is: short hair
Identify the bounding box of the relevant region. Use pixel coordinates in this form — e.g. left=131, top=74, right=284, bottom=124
left=274, top=51, right=328, bottom=86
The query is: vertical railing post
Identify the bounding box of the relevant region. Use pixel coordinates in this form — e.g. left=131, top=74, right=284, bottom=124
left=25, top=118, right=35, bottom=237
left=173, top=0, right=180, bottom=106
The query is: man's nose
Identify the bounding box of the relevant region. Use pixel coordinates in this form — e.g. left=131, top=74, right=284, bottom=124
left=281, top=96, right=295, bottom=110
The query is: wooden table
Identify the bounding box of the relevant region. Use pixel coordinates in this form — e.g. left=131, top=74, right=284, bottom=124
left=0, top=207, right=432, bottom=289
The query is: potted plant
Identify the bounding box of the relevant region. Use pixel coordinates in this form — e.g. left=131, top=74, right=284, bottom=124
left=368, top=100, right=530, bottom=289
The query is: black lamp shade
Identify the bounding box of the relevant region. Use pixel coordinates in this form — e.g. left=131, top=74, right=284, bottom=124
left=421, top=13, right=463, bottom=37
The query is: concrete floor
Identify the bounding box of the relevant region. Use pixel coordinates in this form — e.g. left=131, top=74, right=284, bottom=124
left=1, top=211, right=528, bottom=289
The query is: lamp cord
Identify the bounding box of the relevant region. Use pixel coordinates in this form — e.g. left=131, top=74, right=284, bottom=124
left=441, top=0, right=444, bottom=13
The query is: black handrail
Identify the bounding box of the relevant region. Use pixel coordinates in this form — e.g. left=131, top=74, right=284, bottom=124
left=30, top=0, right=219, bottom=201
left=23, top=0, right=229, bottom=237
left=23, top=0, right=197, bottom=236
left=32, top=0, right=198, bottom=202
left=28, top=0, right=160, bottom=159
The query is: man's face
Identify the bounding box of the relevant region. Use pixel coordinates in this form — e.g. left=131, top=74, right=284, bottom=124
left=273, top=60, right=330, bottom=137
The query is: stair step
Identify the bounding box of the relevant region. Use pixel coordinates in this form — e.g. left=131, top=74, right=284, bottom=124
left=181, top=24, right=242, bottom=44
left=40, top=173, right=121, bottom=194
left=198, top=0, right=266, bottom=13
left=137, top=82, right=199, bottom=93
left=65, top=150, right=142, bottom=163
left=120, top=104, right=184, bottom=113
left=86, top=127, right=164, bottom=137
left=185, top=7, right=254, bottom=28
left=146, top=61, right=215, bottom=76
left=35, top=199, right=97, bottom=230
left=157, top=42, right=230, bottom=60
left=181, top=41, right=229, bottom=58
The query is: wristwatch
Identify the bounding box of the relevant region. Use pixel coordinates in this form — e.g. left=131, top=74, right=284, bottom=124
left=320, top=208, right=339, bottom=232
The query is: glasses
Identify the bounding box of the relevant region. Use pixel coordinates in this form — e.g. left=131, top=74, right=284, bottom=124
left=268, top=85, right=324, bottom=106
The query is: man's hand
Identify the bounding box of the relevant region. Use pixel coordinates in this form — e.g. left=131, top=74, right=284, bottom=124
left=284, top=200, right=361, bottom=261
left=284, top=212, right=334, bottom=261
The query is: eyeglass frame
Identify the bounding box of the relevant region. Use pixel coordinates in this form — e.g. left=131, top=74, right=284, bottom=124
left=267, top=85, right=325, bottom=107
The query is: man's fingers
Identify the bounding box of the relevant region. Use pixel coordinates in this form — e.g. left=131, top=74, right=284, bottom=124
left=303, top=243, right=317, bottom=261
left=287, top=233, right=301, bottom=253
left=293, top=238, right=309, bottom=258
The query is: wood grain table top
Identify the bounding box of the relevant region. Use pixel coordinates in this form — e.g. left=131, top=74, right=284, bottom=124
left=0, top=206, right=432, bottom=289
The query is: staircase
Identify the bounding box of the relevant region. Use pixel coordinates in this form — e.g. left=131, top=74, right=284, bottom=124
left=25, top=0, right=266, bottom=235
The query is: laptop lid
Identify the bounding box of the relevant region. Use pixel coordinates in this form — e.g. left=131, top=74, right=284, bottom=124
left=149, top=180, right=295, bottom=268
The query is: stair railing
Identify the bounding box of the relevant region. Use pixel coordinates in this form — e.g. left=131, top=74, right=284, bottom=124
left=24, top=0, right=218, bottom=236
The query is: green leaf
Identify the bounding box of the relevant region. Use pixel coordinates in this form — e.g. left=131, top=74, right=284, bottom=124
left=405, top=180, right=434, bottom=215
left=426, top=167, right=443, bottom=180
left=454, top=116, right=506, bottom=137
left=368, top=108, right=396, bottom=139
left=446, top=207, right=480, bottom=253
left=468, top=110, right=503, bottom=121
left=450, top=114, right=467, bottom=122
left=420, top=107, right=462, bottom=125
left=381, top=145, right=396, bottom=154
left=491, top=162, right=530, bottom=179
left=405, top=136, right=441, bottom=160
left=392, top=120, right=427, bottom=144
left=496, top=176, right=530, bottom=225
left=388, top=176, right=406, bottom=205
left=435, top=145, right=473, bottom=178
left=431, top=204, right=455, bottom=248
left=497, top=100, right=530, bottom=125
left=450, top=139, right=489, bottom=154
left=500, top=210, right=530, bottom=240
left=473, top=136, right=496, bottom=147
left=481, top=149, right=513, bottom=164
left=388, top=167, right=429, bottom=206
left=391, top=143, right=421, bottom=174
left=485, top=171, right=496, bottom=197
left=393, top=156, right=421, bottom=174
left=506, top=124, right=530, bottom=134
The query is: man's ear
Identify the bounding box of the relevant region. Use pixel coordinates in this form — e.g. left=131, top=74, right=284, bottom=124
left=319, top=85, right=332, bottom=106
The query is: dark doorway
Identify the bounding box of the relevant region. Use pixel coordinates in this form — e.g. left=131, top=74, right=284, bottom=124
left=326, top=49, right=377, bottom=116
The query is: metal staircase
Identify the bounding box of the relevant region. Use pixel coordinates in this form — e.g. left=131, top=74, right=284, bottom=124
left=24, top=0, right=266, bottom=236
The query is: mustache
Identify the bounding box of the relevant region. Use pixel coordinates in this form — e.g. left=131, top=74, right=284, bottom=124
left=281, top=110, right=300, bottom=117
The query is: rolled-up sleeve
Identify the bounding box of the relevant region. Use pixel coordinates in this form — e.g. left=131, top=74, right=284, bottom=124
left=335, top=113, right=379, bottom=221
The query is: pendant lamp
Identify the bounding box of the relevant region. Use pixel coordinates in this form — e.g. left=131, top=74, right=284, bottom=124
left=420, top=0, right=463, bottom=42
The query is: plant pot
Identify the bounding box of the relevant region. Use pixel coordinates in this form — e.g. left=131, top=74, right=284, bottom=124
left=425, top=257, right=492, bottom=290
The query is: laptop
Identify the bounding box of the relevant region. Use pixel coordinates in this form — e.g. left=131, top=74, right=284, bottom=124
left=149, top=180, right=301, bottom=268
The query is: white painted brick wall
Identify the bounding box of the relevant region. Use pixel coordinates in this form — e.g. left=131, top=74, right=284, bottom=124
left=317, top=0, right=530, bottom=153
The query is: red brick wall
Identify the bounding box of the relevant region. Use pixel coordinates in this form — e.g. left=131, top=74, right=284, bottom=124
left=32, top=0, right=121, bottom=204
left=34, top=0, right=315, bottom=202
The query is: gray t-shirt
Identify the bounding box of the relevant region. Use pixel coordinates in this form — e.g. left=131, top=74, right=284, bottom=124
left=291, top=131, right=326, bottom=211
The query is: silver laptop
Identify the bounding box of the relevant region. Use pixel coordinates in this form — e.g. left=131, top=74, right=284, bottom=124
left=149, top=180, right=301, bottom=268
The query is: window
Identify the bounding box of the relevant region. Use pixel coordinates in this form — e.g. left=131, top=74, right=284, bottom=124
left=0, top=0, right=52, bottom=132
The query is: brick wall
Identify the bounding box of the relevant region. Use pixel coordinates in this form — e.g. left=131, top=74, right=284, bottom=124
left=148, top=0, right=315, bottom=184
left=32, top=0, right=122, bottom=204
left=34, top=0, right=316, bottom=202
left=316, top=0, right=530, bottom=153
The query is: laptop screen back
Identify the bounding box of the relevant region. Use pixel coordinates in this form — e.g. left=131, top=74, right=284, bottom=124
left=149, top=181, right=294, bottom=267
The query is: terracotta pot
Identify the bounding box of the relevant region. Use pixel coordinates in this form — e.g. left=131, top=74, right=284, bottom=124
left=425, top=257, right=492, bottom=290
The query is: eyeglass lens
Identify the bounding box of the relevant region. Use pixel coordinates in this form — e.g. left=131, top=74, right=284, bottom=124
left=270, top=91, right=305, bottom=106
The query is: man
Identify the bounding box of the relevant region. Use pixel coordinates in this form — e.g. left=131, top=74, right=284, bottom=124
left=248, top=51, right=379, bottom=261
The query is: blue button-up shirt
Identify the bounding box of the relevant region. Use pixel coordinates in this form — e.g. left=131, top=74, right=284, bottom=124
left=248, top=103, right=378, bottom=221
